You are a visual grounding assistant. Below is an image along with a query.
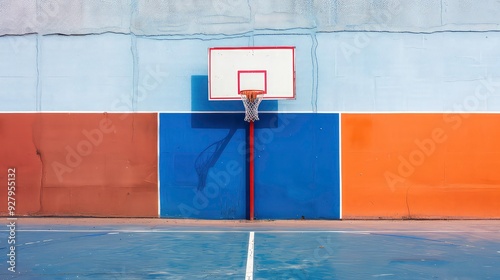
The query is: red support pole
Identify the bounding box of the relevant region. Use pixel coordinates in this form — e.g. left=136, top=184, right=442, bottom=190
left=249, top=121, right=255, bottom=221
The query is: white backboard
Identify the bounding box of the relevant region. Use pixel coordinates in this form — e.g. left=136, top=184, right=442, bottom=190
left=208, top=47, right=295, bottom=100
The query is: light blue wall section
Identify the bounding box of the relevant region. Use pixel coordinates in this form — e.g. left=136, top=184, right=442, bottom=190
left=0, top=35, right=38, bottom=111
left=2, top=32, right=500, bottom=112
left=136, top=34, right=315, bottom=112
left=135, top=37, right=250, bottom=112
left=318, top=32, right=500, bottom=112
left=4, top=1, right=500, bottom=35
left=2, top=1, right=500, bottom=113
left=40, top=34, right=133, bottom=111
left=252, top=34, right=315, bottom=112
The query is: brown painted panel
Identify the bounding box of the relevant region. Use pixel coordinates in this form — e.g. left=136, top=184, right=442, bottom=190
left=0, top=113, right=157, bottom=217
left=0, top=114, right=42, bottom=215
left=41, top=186, right=157, bottom=217
left=342, top=113, right=500, bottom=219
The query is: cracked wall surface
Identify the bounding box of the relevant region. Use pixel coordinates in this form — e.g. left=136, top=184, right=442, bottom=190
left=3, top=32, right=500, bottom=113
left=0, top=113, right=158, bottom=217
left=2, top=0, right=500, bottom=36
left=1, top=0, right=500, bottom=218
left=2, top=1, right=500, bottom=113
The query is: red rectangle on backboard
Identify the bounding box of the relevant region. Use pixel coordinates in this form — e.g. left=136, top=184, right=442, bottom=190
left=237, top=70, right=267, bottom=94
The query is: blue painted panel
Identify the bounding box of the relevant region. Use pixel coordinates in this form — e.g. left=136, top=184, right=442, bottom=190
left=254, top=113, right=340, bottom=219
left=160, top=113, right=340, bottom=219
left=159, top=113, right=247, bottom=219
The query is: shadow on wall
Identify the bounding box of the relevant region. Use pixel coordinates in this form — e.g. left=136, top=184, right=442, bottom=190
left=159, top=75, right=341, bottom=220
left=190, top=75, right=278, bottom=112
left=156, top=76, right=277, bottom=219
left=191, top=75, right=281, bottom=193
left=159, top=112, right=340, bottom=220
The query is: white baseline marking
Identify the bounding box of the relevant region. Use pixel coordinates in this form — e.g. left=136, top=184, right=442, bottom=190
left=245, top=231, right=255, bottom=280
left=373, top=274, right=395, bottom=277
left=0, top=229, right=498, bottom=234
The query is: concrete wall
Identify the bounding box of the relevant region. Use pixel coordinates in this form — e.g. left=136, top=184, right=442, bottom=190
left=1, top=0, right=500, bottom=218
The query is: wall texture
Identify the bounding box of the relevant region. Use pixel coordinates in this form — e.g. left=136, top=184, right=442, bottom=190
left=1, top=0, right=500, bottom=218
left=342, top=114, right=500, bottom=219
left=0, top=113, right=158, bottom=217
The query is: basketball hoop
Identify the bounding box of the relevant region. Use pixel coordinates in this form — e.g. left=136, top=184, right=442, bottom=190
left=240, top=90, right=264, bottom=122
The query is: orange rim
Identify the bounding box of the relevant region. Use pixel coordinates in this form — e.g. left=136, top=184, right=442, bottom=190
left=240, top=90, right=265, bottom=102
left=239, top=90, right=265, bottom=96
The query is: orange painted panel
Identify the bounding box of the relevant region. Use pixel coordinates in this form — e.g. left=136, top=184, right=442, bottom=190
left=342, top=113, right=500, bottom=219
left=0, top=113, right=157, bottom=217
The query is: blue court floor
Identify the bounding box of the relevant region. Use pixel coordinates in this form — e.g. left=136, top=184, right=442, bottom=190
left=0, top=219, right=499, bottom=279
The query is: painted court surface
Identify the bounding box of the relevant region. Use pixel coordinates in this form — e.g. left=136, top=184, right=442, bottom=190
left=1, top=219, right=499, bottom=279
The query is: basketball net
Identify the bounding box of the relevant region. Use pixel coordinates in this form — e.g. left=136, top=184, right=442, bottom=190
left=240, top=90, right=264, bottom=122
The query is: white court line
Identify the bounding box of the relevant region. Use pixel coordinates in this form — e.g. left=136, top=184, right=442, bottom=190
left=245, top=231, right=255, bottom=280
left=157, top=112, right=161, bottom=218
left=338, top=113, right=342, bottom=220
left=0, top=229, right=498, bottom=233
